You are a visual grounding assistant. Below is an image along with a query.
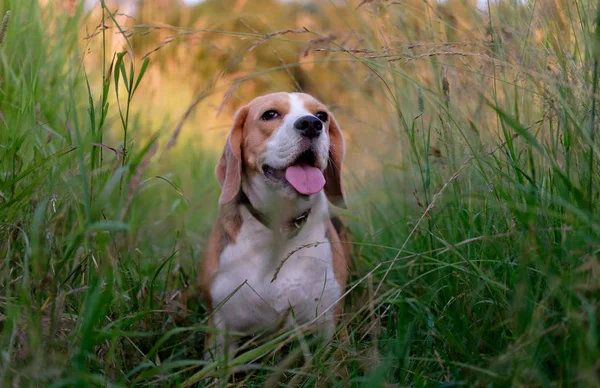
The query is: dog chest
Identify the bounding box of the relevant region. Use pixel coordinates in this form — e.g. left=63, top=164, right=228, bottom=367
left=210, top=217, right=341, bottom=333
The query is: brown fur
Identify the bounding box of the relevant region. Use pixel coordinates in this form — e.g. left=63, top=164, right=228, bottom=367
left=326, top=217, right=353, bottom=330
left=215, top=106, right=248, bottom=206
left=243, top=93, right=291, bottom=170
left=198, top=221, right=225, bottom=312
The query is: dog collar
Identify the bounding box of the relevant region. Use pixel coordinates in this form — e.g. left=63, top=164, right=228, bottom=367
left=239, top=192, right=311, bottom=237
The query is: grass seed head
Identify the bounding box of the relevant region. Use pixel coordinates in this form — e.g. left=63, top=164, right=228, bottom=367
left=442, top=71, right=450, bottom=106
left=0, top=11, right=11, bottom=46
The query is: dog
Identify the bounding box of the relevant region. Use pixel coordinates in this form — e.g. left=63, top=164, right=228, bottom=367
left=199, top=92, right=351, bottom=359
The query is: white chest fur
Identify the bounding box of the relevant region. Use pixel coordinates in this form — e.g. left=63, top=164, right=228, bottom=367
left=210, top=195, right=341, bottom=337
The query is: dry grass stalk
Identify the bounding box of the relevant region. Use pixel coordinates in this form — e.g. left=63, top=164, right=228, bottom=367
left=356, top=0, right=386, bottom=9
left=141, top=35, right=178, bottom=60
left=217, top=82, right=239, bottom=117
left=160, top=85, right=213, bottom=159
left=302, top=34, right=337, bottom=58
left=400, top=51, right=490, bottom=63
left=91, top=142, right=123, bottom=161
left=92, top=142, right=123, bottom=170
left=84, top=23, right=109, bottom=40
left=248, top=28, right=308, bottom=52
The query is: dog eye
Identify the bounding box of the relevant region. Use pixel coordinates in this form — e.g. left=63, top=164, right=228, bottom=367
left=261, top=110, right=280, bottom=120
left=315, top=111, right=328, bottom=122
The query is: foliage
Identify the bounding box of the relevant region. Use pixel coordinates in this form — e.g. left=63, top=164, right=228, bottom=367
left=0, top=0, right=598, bottom=386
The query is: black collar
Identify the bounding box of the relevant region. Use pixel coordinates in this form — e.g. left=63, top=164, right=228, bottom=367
left=239, top=192, right=311, bottom=237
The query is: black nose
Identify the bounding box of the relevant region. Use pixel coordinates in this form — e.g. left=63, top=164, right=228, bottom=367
left=294, top=115, right=323, bottom=139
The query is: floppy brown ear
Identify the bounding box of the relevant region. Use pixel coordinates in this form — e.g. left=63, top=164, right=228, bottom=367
left=215, top=105, right=248, bottom=206
left=324, top=114, right=347, bottom=208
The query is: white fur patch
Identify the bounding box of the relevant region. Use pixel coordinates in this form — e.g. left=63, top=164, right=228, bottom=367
left=210, top=192, right=340, bottom=338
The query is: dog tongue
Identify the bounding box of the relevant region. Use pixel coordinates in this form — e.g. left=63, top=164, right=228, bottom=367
left=285, top=164, right=326, bottom=195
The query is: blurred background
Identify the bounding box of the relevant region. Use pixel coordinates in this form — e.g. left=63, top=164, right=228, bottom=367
left=72, top=0, right=563, bottom=201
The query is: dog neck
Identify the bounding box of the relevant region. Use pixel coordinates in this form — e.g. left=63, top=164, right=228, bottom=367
left=238, top=191, right=312, bottom=238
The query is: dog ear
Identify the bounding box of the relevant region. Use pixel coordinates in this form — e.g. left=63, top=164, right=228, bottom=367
left=215, top=105, right=249, bottom=206
left=324, top=113, right=347, bottom=209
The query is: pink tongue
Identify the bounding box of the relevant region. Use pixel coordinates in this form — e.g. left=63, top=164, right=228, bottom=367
left=285, top=164, right=326, bottom=195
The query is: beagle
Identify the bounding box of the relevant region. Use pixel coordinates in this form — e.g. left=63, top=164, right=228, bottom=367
left=199, top=92, right=350, bottom=359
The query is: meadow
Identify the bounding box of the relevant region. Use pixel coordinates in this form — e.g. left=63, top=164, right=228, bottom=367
left=0, top=0, right=598, bottom=386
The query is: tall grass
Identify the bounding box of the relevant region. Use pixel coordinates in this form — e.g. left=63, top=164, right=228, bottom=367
left=0, top=0, right=598, bottom=386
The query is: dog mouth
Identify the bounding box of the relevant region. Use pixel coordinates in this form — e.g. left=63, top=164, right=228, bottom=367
left=262, top=150, right=326, bottom=195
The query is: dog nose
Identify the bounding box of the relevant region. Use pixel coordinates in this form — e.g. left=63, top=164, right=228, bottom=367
left=294, top=115, right=323, bottom=139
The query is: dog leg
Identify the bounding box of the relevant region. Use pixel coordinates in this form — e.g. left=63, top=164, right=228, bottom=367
left=314, top=311, right=336, bottom=340
left=204, top=316, right=238, bottom=362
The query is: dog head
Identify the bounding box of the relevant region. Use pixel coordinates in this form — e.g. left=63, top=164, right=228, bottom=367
left=215, top=92, right=346, bottom=211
